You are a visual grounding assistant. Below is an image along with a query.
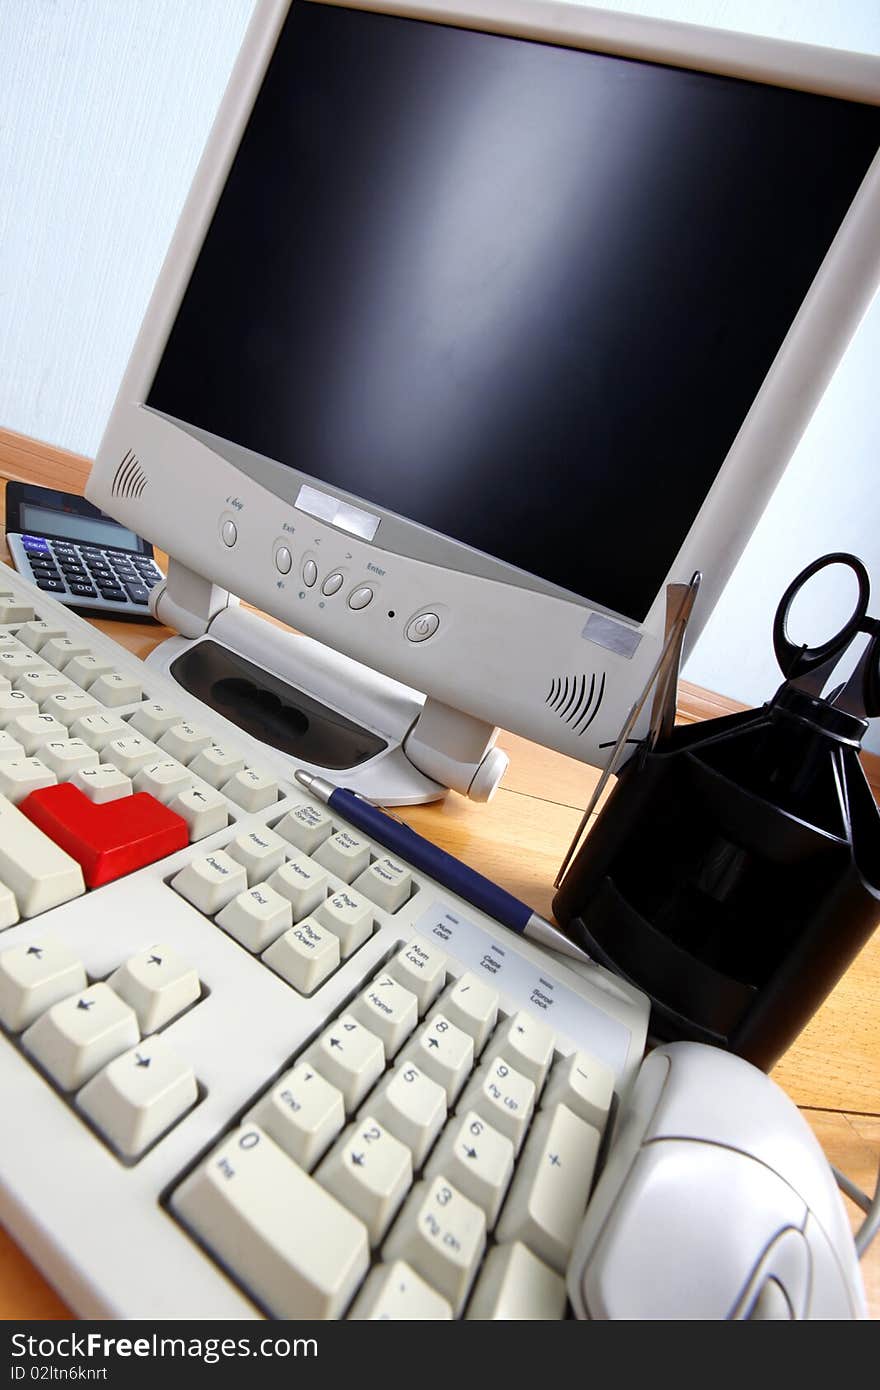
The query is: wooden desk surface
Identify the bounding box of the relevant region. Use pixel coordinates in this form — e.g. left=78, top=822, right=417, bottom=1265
left=0, top=431, right=877, bottom=1319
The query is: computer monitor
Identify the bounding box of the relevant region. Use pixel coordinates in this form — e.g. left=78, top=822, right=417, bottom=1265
left=87, top=0, right=880, bottom=802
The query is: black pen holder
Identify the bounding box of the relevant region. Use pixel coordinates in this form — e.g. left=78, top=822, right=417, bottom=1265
left=552, top=690, right=880, bottom=1071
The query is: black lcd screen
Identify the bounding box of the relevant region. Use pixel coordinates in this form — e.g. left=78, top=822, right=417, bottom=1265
left=148, top=2, right=880, bottom=619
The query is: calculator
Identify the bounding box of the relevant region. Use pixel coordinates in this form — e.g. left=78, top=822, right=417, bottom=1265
left=4, top=481, right=163, bottom=618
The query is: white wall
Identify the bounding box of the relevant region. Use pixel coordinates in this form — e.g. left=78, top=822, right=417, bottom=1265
left=2, top=1, right=879, bottom=747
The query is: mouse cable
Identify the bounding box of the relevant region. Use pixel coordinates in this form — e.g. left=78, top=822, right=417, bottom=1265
left=832, top=1160, right=880, bottom=1258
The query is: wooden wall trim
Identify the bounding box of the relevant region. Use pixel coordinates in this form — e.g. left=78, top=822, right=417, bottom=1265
left=2, top=426, right=878, bottom=798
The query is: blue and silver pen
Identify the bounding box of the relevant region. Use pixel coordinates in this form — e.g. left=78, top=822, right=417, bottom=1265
left=295, top=770, right=592, bottom=966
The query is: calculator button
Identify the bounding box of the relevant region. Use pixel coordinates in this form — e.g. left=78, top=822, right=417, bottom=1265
left=124, top=585, right=150, bottom=606
left=352, top=856, right=412, bottom=912
left=98, top=587, right=126, bottom=603
left=403, top=1013, right=474, bottom=1104
left=77, top=1034, right=197, bottom=1158
left=21, top=537, right=49, bottom=552
left=247, top=1063, right=345, bottom=1171
left=70, top=585, right=98, bottom=599
left=349, top=1261, right=452, bottom=1320
left=36, top=579, right=66, bottom=594
left=366, top=1061, right=447, bottom=1167
left=426, top=1110, right=514, bottom=1227
left=70, top=763, right=133, bottom=804
left=313, top=830, right=371, bottom=883
left=0, top=936, right=86, bottom=1031
left=316, top=1116, right=412, bottom=1245
left=166, top=784, right=229, bottom=841
left=466, top=1242, right=566, bottom=1321
left=22, top=782, right=189, bottom=888
left=108, top=944, right=200, bottom=1033
left=383, top=1176, right=486, bottom=1316
left=434, top=973, right=499, bottom=1055
left=267, top=853, right=329, bottom=920
left=314, top=888, right=372, bottom=957
left=172, top=1124, right=369, bottom=1320
left=275, top=803, right=334, bottom=855
left=171, top=850, right=247, bottom=914
left=350, top=973, right=418, bottom=1057
left=216, top=883, right=293, bottom=953
left=387, top=939, right=447, bottom=1014
left=22, top=981, right=139, bottom=1091
left=305, top=1013, right=385, bottom=1113
left=262, top=916, right=340, bottom=993
left=495, top=1104, right=601, bottom=1273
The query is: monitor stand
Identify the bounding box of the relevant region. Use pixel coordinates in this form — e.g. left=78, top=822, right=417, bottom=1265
left=144, top=558, right=509, bottom=806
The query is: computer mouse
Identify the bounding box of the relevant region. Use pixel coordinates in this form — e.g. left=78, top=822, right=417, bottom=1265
left=568, top=1041, right=866, bottom=1318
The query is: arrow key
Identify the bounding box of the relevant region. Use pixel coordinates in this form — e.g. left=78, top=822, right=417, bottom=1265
left=315, top=1116, right=412, bottom=1245
left=0, top=935, right=86, bottom=1031
left=304, top=1013, right=385, bottom=1113
left=425, top=1110, right=514, bottom=1227
left=77, top=1034, right=198, bottom=1158
left=108, top=943, right=201, bottom=1033
left=22, top=981, right=139, bottom=1090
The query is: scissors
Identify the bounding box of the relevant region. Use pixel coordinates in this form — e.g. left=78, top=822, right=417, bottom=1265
left=773, top=551, right=880, bottom=720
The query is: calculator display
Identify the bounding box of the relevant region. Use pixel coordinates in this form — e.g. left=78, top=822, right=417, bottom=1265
left=20, top=504, right=141, bottom=552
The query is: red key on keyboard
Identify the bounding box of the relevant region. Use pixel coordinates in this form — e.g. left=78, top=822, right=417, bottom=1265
left=20, top=783, right=188, bottom=888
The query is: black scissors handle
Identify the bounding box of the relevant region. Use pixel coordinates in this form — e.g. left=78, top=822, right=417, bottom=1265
left=773, top=552, right=871, bottom=681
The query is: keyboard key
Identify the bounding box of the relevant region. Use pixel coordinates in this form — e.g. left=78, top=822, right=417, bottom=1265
left=314, top=888, right=372, bottom=957
left=0, top=758, right=57, bottom=805
left=77, top=1035, right=198, bottom=1158
left=131, top=758, right=192, bottom=804
left=305, top=1013, right=385, bottom=1113
left=171, top=850, right=247, bottom=914
left=349, top=1261, right=452, bottom=1320
left=22, top=982, right=139, bottom=1090
left=313, top=829, right=371, bottom=883
left=267, top=853, right=329, bottom=920
left=383, top=1176, right=486, bottom=1315
left=216, top=883, right=293, bottom=953
left=486, top=1011, right=556, bottom=1090
left=6, top=713, right=68, bottom=754
left=189, top=743, right=246, bottom=789
left=275, top=803, right=334, bottom=855
left=64, top=654, right=114, bottom=688
left=108, top=944, right=200, bottom=1032
left=316, top=1116, right=412, bottom=1245
left=22, top=784, right=189, bottom=889
left=226, top=827, right=286, bottom=885
left=0, top=879, right=18, bottom=930
left=386, top=939, right=447, bottom=1014
left=0, top=650, right=49, bottom=678
left=16, top=621, right=67, bottom=653
left=542, top=1050, right=615, bottom=1132
left=157, top=721, right=213, bottom=763
left=248, top=1063, right=345, bottom=1171
left=0, top=595, right=34, bottom=623
left=167, top=784, right=229, bottom=840
left=426, top=1110, right=514, bottom=1227
left=172, top=1124, right=369, bottom=1319
left=495, top=1104, right=601, bottom=1272
left=350, top=974, right=418, bottom=1057
left=38, top=739, right=99, bottom=778
left=465, top=1242, right=566, bottom=1321
left=404, top=1013, right=474, bottom=1104
left=366, top=1061, right=447, bottom=1168
left=89, top=672, right=143, bottom=706
left=70, top=711, right=129, bottom=750
left=128, top=701, right=182, bottom=741
left=70, top=763, right=133, bottom=804
left=458, top=1057, right=536, bottom=1153
left=14, top=670, right=79, bottom=702
left=221, top=767, right=278, bottom=811
left=0, top=691, right=38, bottom=726
left=41, top=691, right=100, bottom=727
left=40, top=637, right=92, bottom=669
left=261, top=917, right=339, bottom=993
left=0, top=936, right=86, bottom=1031
left=104, top=735, right=161, bottom=776
left=0, top=732, right=25, bottom=762
left=352, top=856, right=412, bottom=913
left=435, top=972, right=499, bottom=1054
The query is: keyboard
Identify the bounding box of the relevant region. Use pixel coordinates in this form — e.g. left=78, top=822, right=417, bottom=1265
left=0, top=561, right=648, bottom=1319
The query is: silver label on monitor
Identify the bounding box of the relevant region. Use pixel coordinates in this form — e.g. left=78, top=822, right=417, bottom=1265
left=582, top=611, right=641, bottom=659
left=295, top=484, right=380, bottom=541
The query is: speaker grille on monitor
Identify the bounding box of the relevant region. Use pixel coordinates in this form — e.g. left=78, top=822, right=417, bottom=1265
left=546, top=671, right=606, bottom=734
left=110, top=450, right=148, bottom=499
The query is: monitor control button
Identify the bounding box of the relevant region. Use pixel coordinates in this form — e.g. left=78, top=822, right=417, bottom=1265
left=302, top=559, right=318, bottom=587
left=322, top=572, right=344, bottom=596
left=406, top=612, right=440, bottom=642
left=348, top=586, right=373, bottom=610
left=275, top=546, right=292, bottom=575
left=221, top=519, right=238, bottom=548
